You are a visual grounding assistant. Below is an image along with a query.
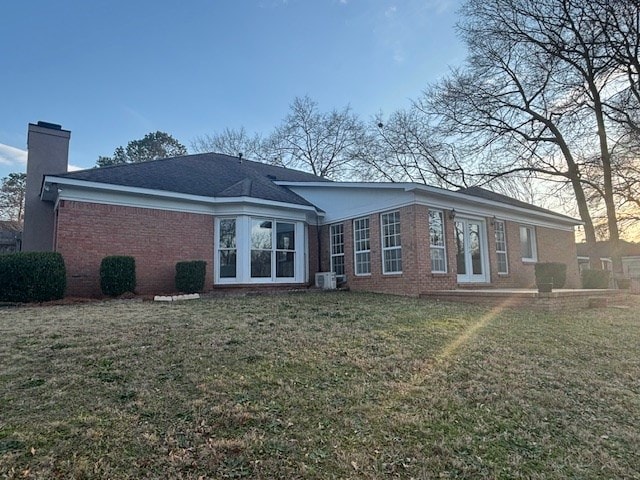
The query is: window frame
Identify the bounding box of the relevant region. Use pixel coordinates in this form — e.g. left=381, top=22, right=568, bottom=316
left=275, top=221, right=296, bottom=279
left=353, top=217, right=371, bottom=276
left=429, top=210, right=447, bottom=273
left=380, top=211, right=402, bottom=274
left=215, top=216, right=305, bottom=285
left=329, top=223, right=345, bottom=277
left=519, top=225, right=538, bottom=262
left=218, top=217, right=238, bottom=280
left=494, top=220, right=508, bottom=274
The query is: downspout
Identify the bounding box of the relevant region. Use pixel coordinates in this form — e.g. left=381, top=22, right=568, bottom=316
left=316, top=213, right=322, bottom=273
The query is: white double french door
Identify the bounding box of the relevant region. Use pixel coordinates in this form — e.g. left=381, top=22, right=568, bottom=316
left=455, top=217, right=489, bottom=283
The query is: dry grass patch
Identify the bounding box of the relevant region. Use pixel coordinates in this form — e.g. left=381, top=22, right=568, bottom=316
left=1, top=292, right=639, bottom=479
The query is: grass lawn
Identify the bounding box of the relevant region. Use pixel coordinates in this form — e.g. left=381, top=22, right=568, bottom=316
left=1, top=292, right=639, bottom=479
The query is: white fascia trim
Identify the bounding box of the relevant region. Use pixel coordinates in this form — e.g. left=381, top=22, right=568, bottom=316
left=278, top=181, right=581, bottom=227
left=321, top=200, right=417, bottom=225
left=275, top=181, right=416, bottom=191
left=44, top=176, right=323, bottom=215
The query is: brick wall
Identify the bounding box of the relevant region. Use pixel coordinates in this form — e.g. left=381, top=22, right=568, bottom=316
left=321, top=205, right=580, bottom=295
left=56, top=201, right=214, bottom=296
left=321, top=205, right=457, bottom=296
left=536, top=225, right=581, bottom=288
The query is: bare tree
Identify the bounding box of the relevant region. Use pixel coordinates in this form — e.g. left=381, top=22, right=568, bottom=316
left=420, top=0, right=640, bottom=270
left=362, top=109, right=469, bottom=188
left=191, top=127, right=268, bottom=162
left=0, top=172, right=26, bottom=223
left=267, top=96, right=368, bottom=179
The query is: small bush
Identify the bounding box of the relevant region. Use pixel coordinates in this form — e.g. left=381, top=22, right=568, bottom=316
left=534, top=262, right=567, bottom=288
left=582, top=269, right=610, bottom=289
left=175, top=260, right=206, bottom=293
left=100, top=256, right=136, bottom=296
left=0, top=252, right=66, bottom=302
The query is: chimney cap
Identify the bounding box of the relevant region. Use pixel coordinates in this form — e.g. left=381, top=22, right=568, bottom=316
left=36, top=121, right=63, bottom=130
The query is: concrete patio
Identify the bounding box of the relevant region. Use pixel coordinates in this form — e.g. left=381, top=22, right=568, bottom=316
left=420, top=288, right=631, bottom=312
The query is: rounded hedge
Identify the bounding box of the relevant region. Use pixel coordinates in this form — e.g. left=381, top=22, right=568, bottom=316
left=582, top=269, right=610, bottom=289
left=100, top=256, right=136, bottom=296
left=175, top=260, right=206, bottom=293
left=0, top=252, right=66, bottom=302
left=534, top=262, right=567, bottom=288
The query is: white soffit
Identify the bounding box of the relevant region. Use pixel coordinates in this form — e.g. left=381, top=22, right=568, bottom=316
left=281, top=181, right=580, bottom=229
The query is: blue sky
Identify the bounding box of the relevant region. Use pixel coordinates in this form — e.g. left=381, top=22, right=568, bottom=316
left=0, top=0, right=465, bottom=178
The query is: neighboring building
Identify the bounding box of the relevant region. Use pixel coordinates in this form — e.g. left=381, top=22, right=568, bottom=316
left=0, top=220, right=22, bottom=254
left=23, top=122, right=582, bottom=297
left=576, top=240, right=640, bottom=280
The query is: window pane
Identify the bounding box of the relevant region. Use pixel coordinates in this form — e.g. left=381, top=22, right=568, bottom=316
left=276, top=222, right=295, bottom=250
left=431, top=248, right=445, bottom=272
left=331, top=224, right=344, bottom=255
left=252, top=220, right=272, bottom=249
left=520, top=226, right=533, bottom=258
left=276, top=251, right=295, bottom=278
left=356, top=251, right=371, bottom=275
left=455, top=221, right=466, bottom=275
left=429, top=211, right=444, bottom=246
left=219, top=219, right=236, bottom=248
left=354, top=218, right=370, bottom=251
left=251, top=250, right=272, bottom=277
left=219, top=250, right=237, bottom=278
left=384, top=249, right=402, bottom=273
left=469, top=223, right=482, bottom=275
left=330, top=223, right=345, bottom=276
left=497, top=252, right=508, bottom=274
left=332, top=255, right=345, bottom=276
left=354, top=217, right=371, bottom=275
left=494, top=221, right=508, bottom=274
left=495, top=223, right=505, bottom=249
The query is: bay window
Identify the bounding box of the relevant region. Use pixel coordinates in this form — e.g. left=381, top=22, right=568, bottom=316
left=216, top=216, right=304, bottom=284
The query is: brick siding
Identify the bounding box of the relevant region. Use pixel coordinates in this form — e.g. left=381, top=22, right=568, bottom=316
left=56, top=198, right=580, bottom=298
left=321, top=205, right=580, bottom=295
left=56, top=201, right=214, bottom=296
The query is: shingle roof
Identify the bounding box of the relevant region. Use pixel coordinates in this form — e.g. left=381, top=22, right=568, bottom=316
left=457, top=186, right=578, bottom=221
left=52, top=153, right=330, bottom=208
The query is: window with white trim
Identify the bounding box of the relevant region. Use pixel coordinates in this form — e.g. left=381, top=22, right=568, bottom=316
left=519, top=225, right=537, bottom=262
left=494, top=220, right=508, bottom=274
left=330, top=223, right=345, bottom=276
left=353, top=217, right=371, bottom=275
left=251, top=219, right=273, bottom=278
left=216, top=216, right=304, bottom=284
left=429, top=210, right=447, bottom=273
left=275, top=222, right=295, bottom=278
left=218, top=218, right=237, bottom=278
left=381, top=211, right=402, bottom=274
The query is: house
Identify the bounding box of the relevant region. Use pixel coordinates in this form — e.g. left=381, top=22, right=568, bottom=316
left=576, top=240, right=640, bottom=280
left=22, top=121, right=582, bottom=297
left=0, top=220, right=21, bottom=254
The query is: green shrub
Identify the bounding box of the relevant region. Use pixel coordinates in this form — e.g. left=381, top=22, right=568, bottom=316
left=175, top=260, right=206, bottom=293
left=100, top=256, right=136, bottom=296
left=534, top=262, right=567, bottom=288
left=582, top=269, right=610, bottom=289
left=0, top=252, right=66, bottom=302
